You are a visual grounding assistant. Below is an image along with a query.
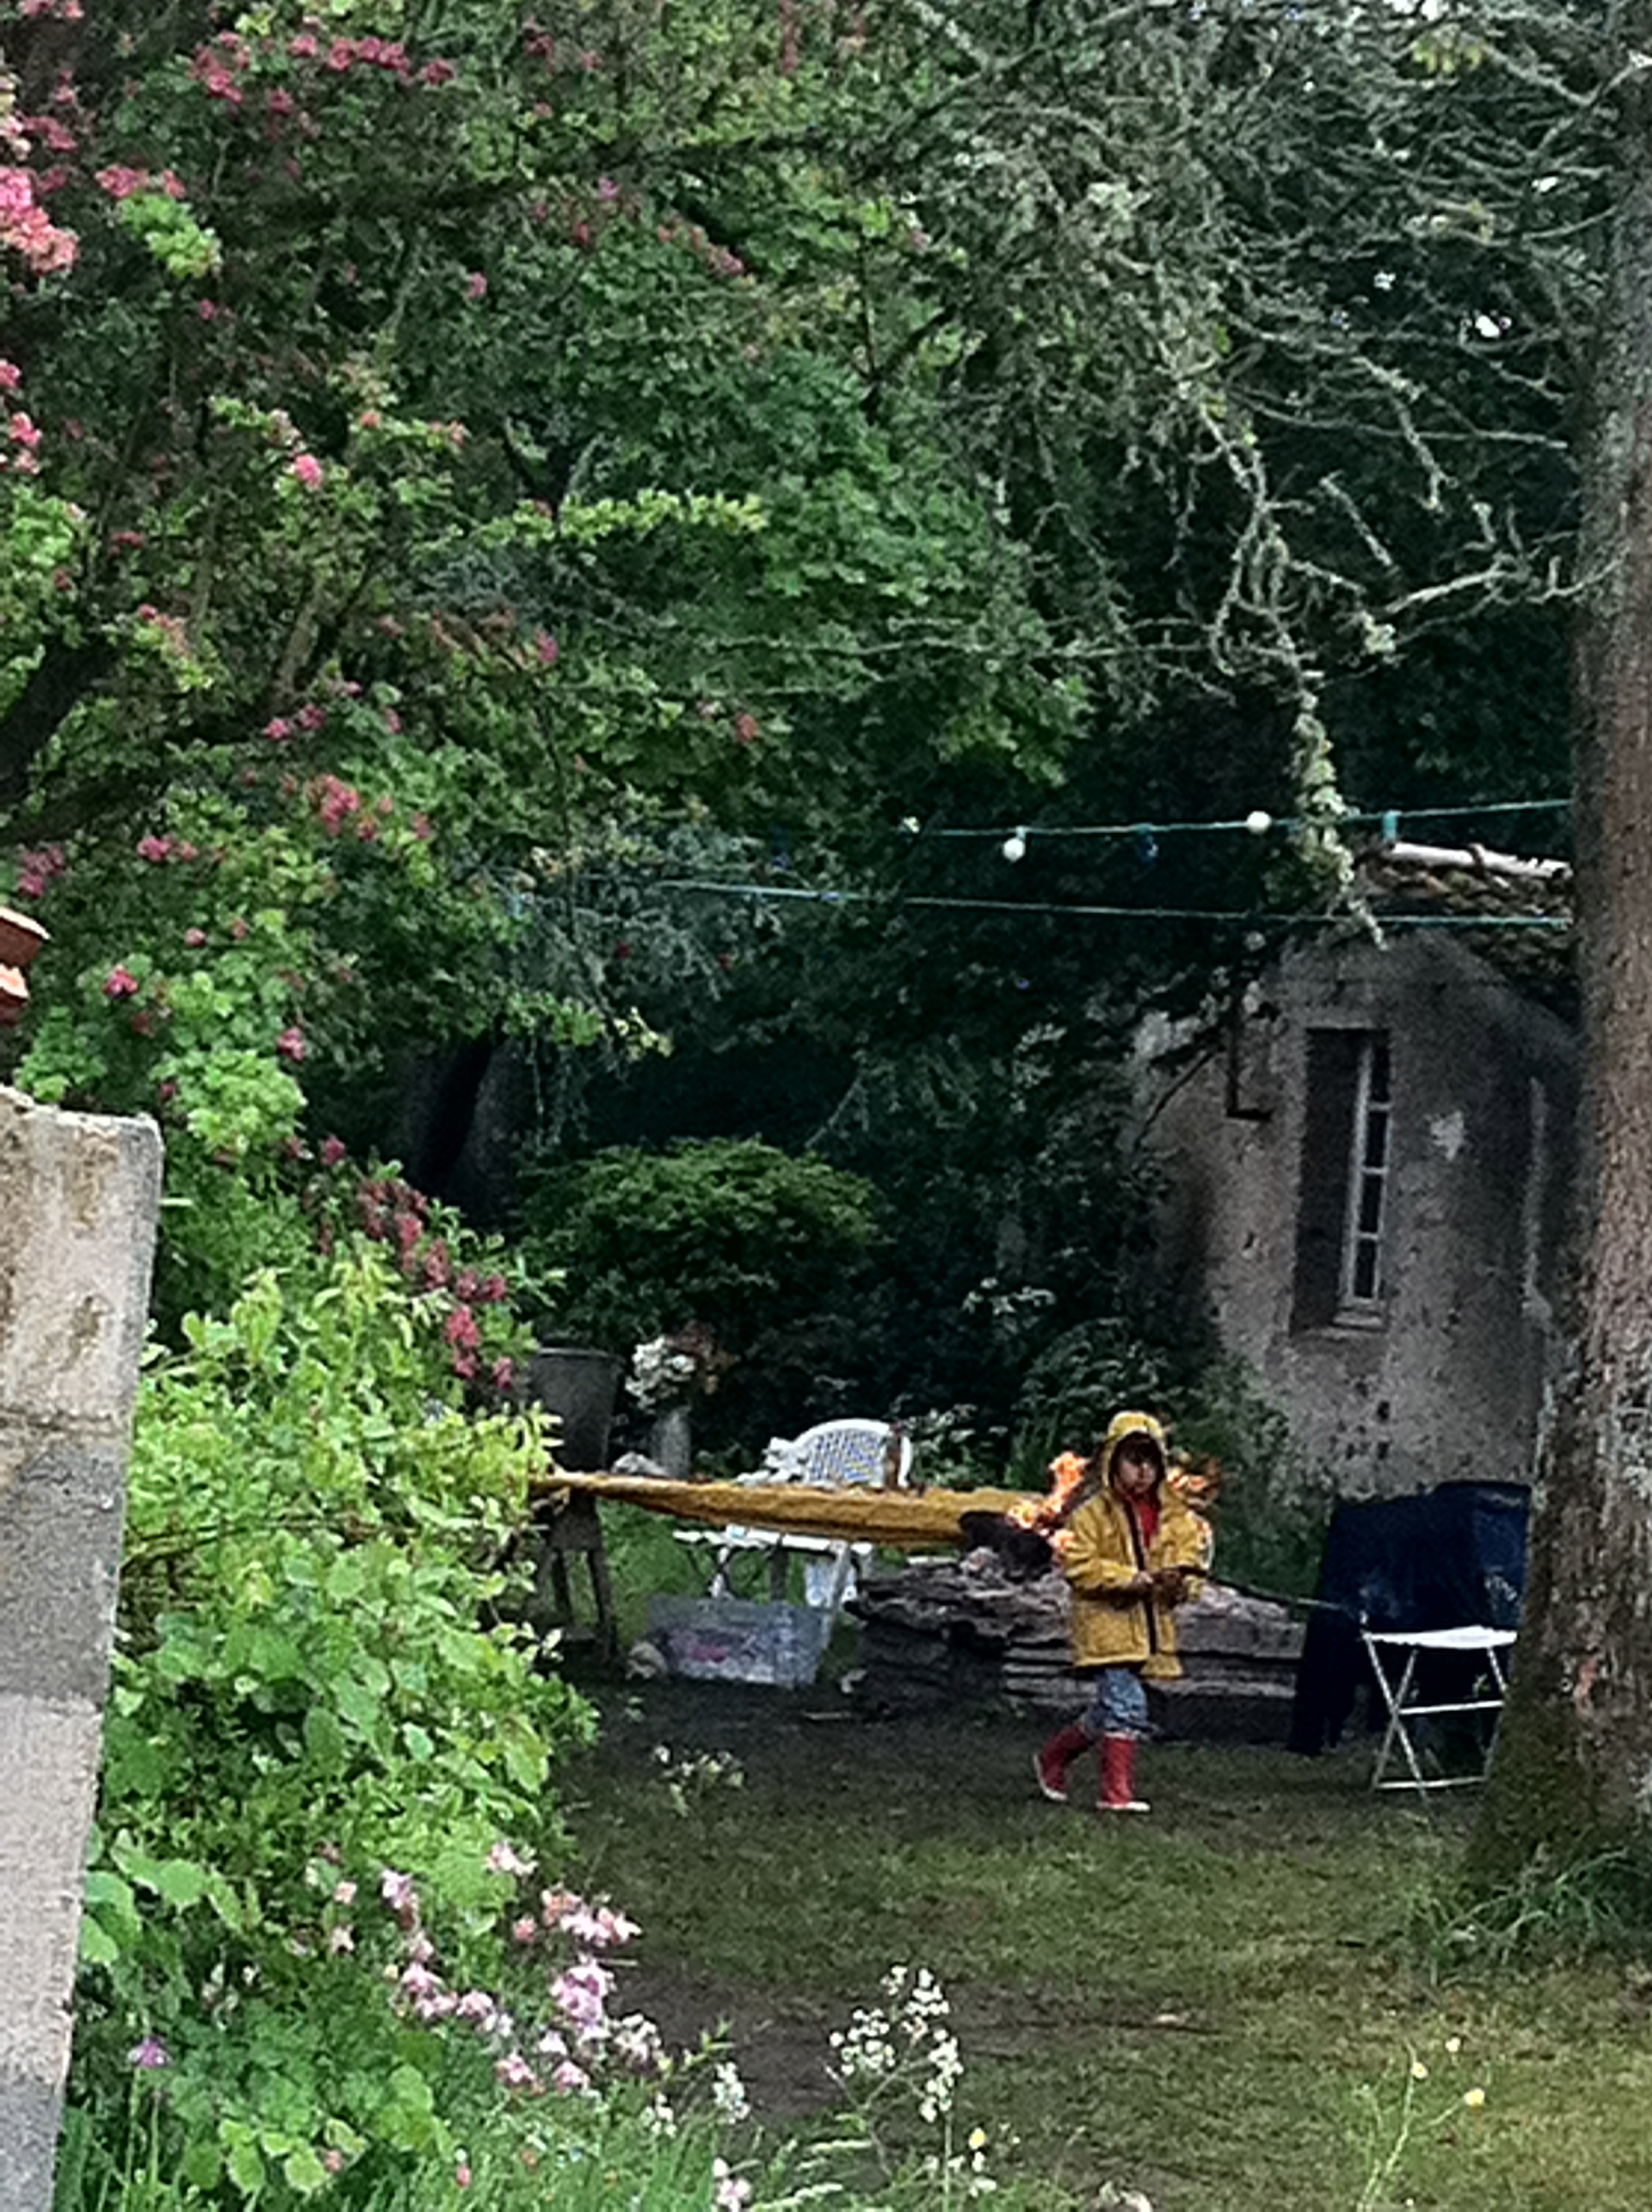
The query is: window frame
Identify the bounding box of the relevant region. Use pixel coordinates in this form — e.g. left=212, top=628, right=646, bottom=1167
left=1337, top=1032, right=1391, bottom=1317
left=1290, top=1025, right=1393, bottom=1334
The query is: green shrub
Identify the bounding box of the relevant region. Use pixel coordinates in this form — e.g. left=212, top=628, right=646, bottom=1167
left=67, top=1248, right=593, bottom=2195
left=1176, top=1356, right=1332, bottom=1599
left=521, top=1138, right=883, bottom=1354
left=1009, top=1316, right=1174, bottom=1479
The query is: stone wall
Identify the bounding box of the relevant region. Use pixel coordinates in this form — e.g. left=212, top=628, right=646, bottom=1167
left=0, top=1087, right=162, bottom=2204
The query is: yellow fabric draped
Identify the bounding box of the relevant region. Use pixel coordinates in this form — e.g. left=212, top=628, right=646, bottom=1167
left=532, top=1470, right=1042, bottom=1548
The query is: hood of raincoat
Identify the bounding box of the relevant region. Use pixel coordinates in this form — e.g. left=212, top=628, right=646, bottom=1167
left=1097, top=1408, right=1169, bottom=1493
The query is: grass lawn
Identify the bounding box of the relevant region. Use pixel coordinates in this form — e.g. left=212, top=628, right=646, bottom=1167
left=561, top=1677, right=1652, bottom=2212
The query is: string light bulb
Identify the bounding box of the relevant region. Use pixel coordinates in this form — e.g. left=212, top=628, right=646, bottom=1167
left=1244, top=810, right=1273, bottom=836
left=1002, top=827, right=1028, bottom=863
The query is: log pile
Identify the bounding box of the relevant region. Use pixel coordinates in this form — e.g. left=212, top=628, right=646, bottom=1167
left=847, top=1552, right=1303, bottom=1742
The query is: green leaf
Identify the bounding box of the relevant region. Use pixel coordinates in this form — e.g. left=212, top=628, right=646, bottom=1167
left=182, top=2140, right=224, bottom=2189
left=282, top=2145, right=329, bottom=2194
left=304, top=1705, right=348, bottom=1771
left=225, top=2137, right=265, bottom=2196
left=326, top=1552, right=366, bottom=1602
left=116, top=1843, right=208, bottom=1910
left=153, top=1858, right=209, bottom=1909
left=333, top=1677, right=381, bottom=1736
left=78, top=1914, right=119, bottom=1968
left=82, top=1869, right=137, bottom=1917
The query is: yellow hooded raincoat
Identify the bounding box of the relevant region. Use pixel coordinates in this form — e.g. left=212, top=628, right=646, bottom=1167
left=1060, top=1411, right=1211, bottom=1681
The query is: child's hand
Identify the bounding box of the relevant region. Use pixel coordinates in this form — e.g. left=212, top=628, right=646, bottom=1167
left=1151, top=1565, right=1190, bottom=1599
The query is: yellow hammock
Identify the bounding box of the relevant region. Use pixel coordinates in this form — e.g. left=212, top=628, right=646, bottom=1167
left=532, top=1470, right=1043, bottom=1550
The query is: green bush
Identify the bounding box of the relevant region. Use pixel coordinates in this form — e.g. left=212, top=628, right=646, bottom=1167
left=1176, top=1356, right=1332, bottom=1599
left=67, top=1247, right=593, bottom=2194
left=1009, top=1316, right=1174, bottom=1479
left=521, top=1138, right=883, bottom=1355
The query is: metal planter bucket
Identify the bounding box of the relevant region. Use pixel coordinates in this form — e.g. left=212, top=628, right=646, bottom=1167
left=523, top=1343, right=621, bottom=1471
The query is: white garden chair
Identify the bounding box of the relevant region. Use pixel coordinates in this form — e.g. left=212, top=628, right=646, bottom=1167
left=675, top=1418, right=912, bottom=1619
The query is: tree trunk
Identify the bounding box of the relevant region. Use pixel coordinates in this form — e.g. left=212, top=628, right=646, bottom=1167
left=1477, top=27, right=1652, bottom=1866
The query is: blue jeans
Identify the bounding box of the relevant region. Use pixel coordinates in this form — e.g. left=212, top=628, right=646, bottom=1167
left=1081, top=1666, right=1149, bottom=1742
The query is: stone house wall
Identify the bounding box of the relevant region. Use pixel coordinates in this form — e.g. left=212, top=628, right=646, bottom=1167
left=1134, top=931, right=1577, bottom=1496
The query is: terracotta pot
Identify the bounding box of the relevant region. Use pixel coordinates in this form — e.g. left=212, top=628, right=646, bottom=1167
left=0, top=907, right=48, bottom=971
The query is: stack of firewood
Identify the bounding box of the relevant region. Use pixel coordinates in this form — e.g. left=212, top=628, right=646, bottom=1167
left=847, top=1553, right=1304, bottom=1741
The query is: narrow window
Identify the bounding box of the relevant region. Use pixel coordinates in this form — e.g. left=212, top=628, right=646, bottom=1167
left=1341, top=1033, right=1391, bottom=1311
left=1292, top=1029, right=1392, bottom=1330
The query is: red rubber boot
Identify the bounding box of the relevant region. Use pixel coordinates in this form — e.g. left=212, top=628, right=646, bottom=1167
left=1033, top=1723, right=1091, bottom=1803
left=1098, top=1735, right=1149, bottom=1813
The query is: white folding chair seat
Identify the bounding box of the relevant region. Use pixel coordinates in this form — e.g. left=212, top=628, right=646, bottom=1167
left=1362, top=1624, right=1515, bottom=1793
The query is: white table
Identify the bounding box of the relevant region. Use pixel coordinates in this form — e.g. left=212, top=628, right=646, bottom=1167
left=1361, top=1625, right=1516, bottom=1793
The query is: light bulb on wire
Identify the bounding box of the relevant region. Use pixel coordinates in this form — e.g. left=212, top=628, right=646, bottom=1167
left=1002, top=827, right=1028, bottom=863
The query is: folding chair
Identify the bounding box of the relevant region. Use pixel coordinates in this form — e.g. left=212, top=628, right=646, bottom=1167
left=1361, top=1624, right=1515, bottom=1793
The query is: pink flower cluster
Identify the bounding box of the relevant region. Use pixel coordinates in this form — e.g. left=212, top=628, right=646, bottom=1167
left=265, top=700, right=329, bottom=742
left=189, top=32, right=255, bottom=105
left=2, top=407, right=42, bottom=476
left=303, top=31, right=410, bottom=76
left=307, top=773, right=385, bottom=839
left=443, top=1303, right=481, bottom=1355
left=134, top=604, right=192, bottom=658
left=21, top=114, right=77, bottom=157
left=94, top=165, right=186, bottom=203
left=342, top=1171, right=511, bottom=1378
left=136, top=832, right=201, bottom=864
left=522, top=23, right=602, bottom=71
left=656, top=214, right=746, bottom=282
left=538, top=1889, right=640, bottom=1950
left=15, top=843, right=66, bottom=900
left=20, top=0, right=84, bottom=18
left=357, top=1857, right=656, bottom=2110
left=288, top=25, right=456, bottom=86
left=0, top=166, right=77, bottom=276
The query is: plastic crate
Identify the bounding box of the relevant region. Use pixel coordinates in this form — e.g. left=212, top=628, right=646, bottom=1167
left=646, top=1595, right=834, bottom=1688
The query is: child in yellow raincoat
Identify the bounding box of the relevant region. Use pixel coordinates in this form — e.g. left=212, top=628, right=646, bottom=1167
left=1033, top=1409, right=1210, bottom=1814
